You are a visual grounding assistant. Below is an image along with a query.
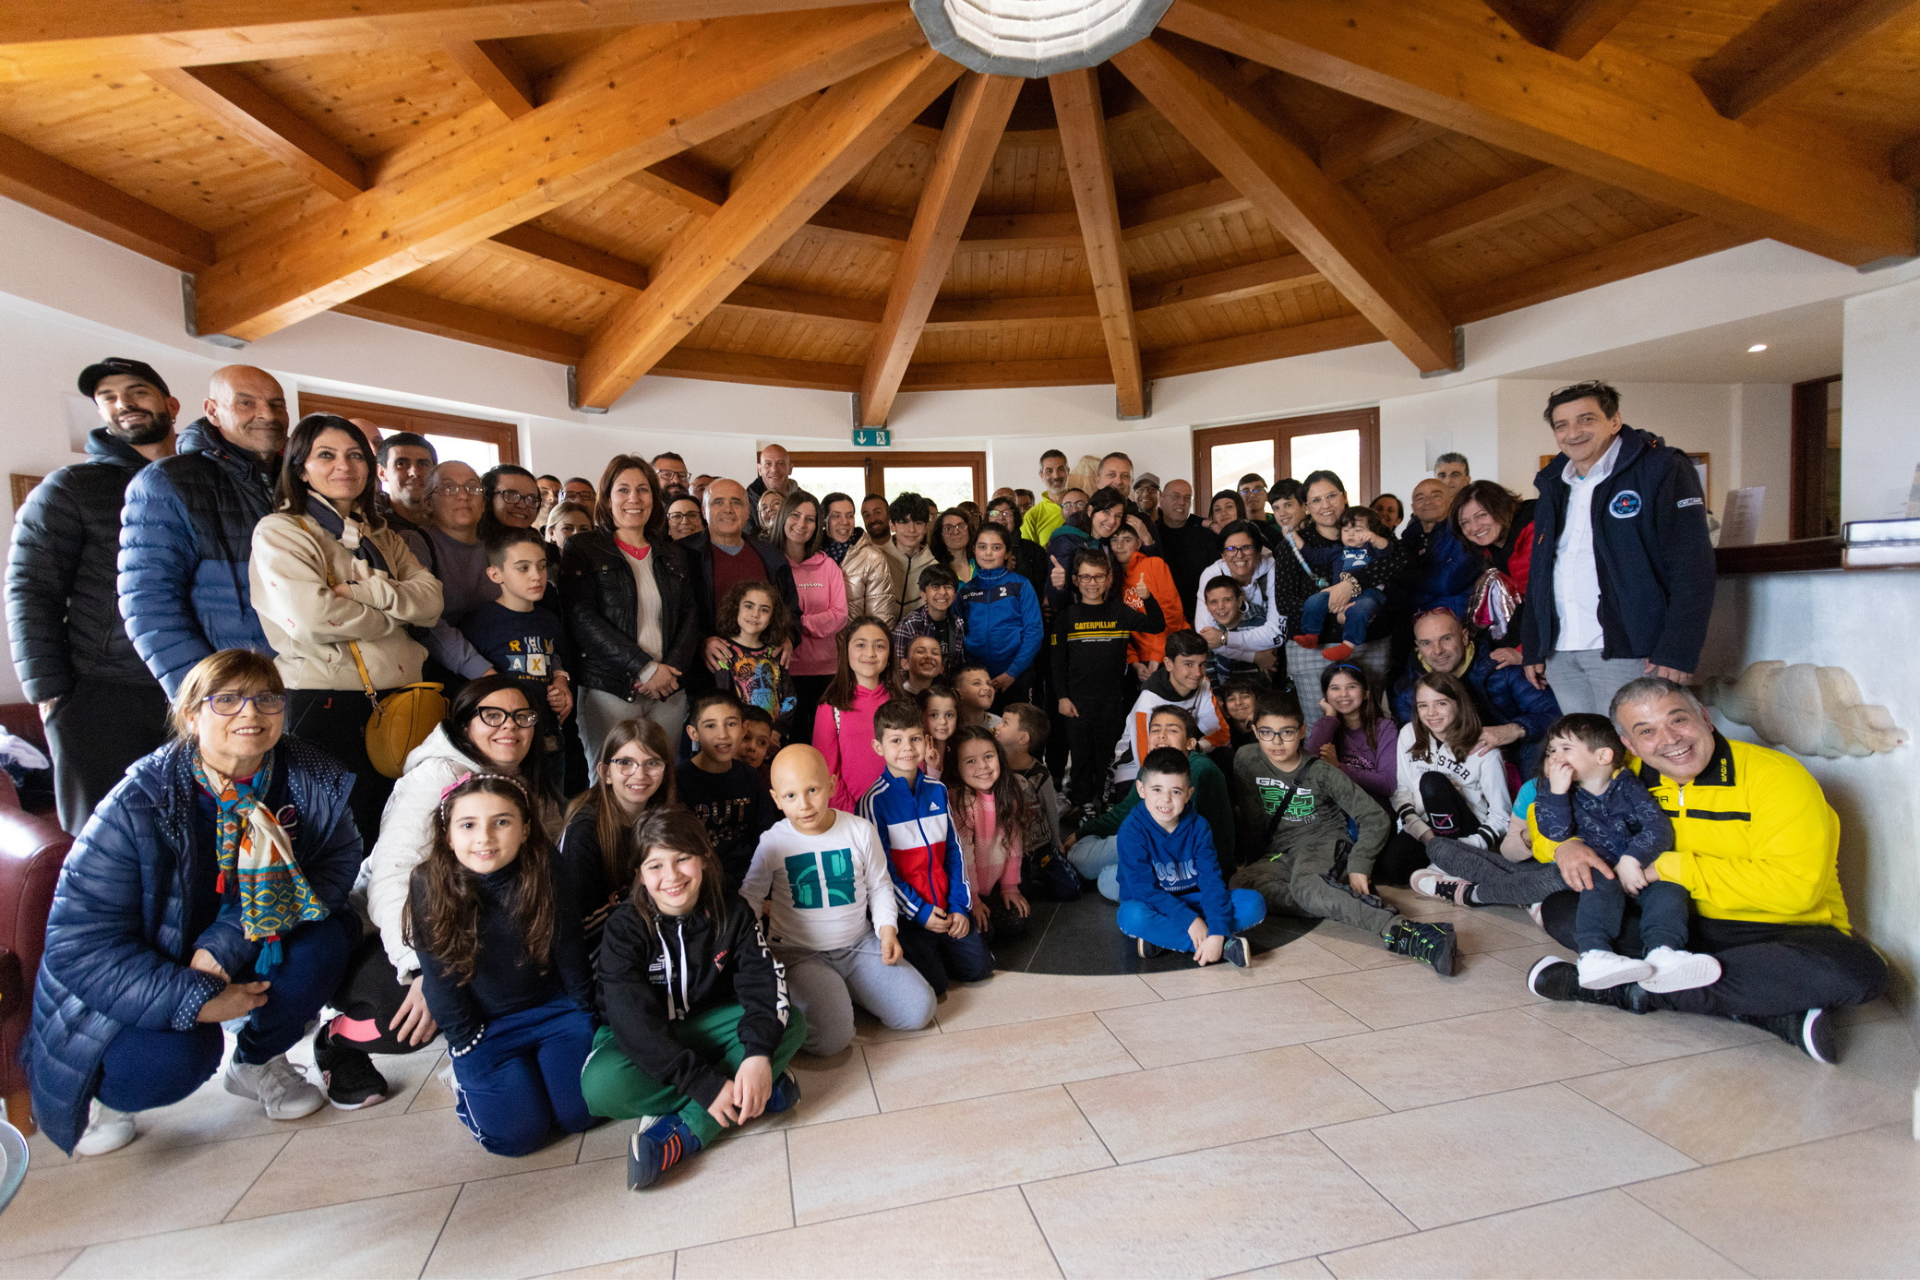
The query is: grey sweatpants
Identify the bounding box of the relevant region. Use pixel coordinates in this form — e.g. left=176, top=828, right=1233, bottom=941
left=777, top=934, right=937, bottom=1056
left=1426, top=836, right=1569, bottom=906
left=1229, top=832, right=1397, bottom=937
left=1543, top=649, right=1645, bottom=717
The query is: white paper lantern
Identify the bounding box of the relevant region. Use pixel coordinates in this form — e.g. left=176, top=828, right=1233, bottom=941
left=913, top=0, right=1174, bottom=77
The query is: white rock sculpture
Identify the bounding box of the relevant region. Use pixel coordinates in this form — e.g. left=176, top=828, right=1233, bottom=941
left=1700, top=661, right=1908, bottom=759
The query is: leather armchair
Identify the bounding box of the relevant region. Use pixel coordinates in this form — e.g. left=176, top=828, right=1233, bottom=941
left=0, top=798, right=71, bottom=1135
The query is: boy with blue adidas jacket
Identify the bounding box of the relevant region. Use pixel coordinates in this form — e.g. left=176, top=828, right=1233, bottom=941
left=857, top=698, right=994, bottom=994
left=1115, top=747, right=1267, bottom=966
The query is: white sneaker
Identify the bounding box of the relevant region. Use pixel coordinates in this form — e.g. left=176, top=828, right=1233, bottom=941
left=1408, top=867, right=1446, bottom=898
left=1577, top=950, right=1654, bottom=990
left=74, top=1100, right=136, bottom=1155
left=1526, top=902, right=1544, bottom=929
left=224, top=1055, right=325, bottom=1120
left=1640, top=946, right=1723, bottom=993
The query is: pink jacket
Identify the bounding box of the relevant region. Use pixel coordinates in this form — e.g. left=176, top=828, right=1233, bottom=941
left=789, top=551, right=849, bottom=677
left=817, top=683, right=890, bottom=812
left=959, top=791, right=1021, bottom=895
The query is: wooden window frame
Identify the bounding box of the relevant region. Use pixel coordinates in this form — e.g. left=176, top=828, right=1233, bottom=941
left=1192, top=407, right=1380, bottom=506
left=296, top=392, right=520, bottom=466
left=789, top=451, right=986, bottom=507
left=1790, top=374, right=1841, bottom=541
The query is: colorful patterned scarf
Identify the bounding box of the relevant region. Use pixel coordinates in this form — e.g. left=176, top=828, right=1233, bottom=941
left=194, top=751, right=327, bottom=973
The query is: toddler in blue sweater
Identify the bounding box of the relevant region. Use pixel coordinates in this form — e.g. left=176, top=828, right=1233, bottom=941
left=1114, top=747, right=1267, bottom=966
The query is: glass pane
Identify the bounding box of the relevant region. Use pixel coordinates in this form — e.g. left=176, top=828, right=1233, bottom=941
left=880, top=466, right=975, bottom=511
left=789, top=465, right=869, bottom=501
left=420, top=432, right=500, bottom=473
left=1210, top=439, right=1275, bottom=496
left=1288, top=429, right=1362, bottom=497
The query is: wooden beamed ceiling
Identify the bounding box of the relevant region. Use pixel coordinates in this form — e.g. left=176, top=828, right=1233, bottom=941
left=0, top=0, right=1913, bottom=417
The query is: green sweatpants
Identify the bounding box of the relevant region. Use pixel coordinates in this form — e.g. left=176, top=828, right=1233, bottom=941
left=580, top=1004, right=809, bottom=1147
left=1229, top=831, right=1398, bottom=938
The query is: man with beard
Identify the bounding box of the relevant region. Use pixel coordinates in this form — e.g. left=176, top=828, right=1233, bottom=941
left=120, top=364, right=289, bottom=695
left=7, top=359, right=178, bottom=832
left=375, top=431, right=436, bottom=535
left=861, top=492, right=893, bottom=548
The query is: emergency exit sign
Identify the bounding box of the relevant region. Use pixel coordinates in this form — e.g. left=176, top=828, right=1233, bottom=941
left=853, top=427, right=891, bottom=448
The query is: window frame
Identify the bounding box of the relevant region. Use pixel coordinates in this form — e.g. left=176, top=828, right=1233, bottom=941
left=1191, top=407, right=1380, bottom=506
left=788, top=450, right=986, bottom=507
left=295, top=392, right=520, bottom=466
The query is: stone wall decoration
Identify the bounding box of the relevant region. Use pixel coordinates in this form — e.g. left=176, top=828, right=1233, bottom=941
left=1701, top=661, right=1909, bottom=759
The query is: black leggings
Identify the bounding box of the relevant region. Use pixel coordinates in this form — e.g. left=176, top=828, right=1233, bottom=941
left=1063, top=698, right=1126, bottom=809
left=287, top=689, right=394, bottom=848
left=327, top=931, right=433, bottom=1056
left=1375, top=773, right=1495, bottom=886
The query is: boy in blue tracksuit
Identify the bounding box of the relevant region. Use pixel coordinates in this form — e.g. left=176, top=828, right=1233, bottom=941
left=955, top=525, right=1043, bottom=707
left=1115, top=747, right=1266, bottom=967
left=858, top=698, right=994, bottom=994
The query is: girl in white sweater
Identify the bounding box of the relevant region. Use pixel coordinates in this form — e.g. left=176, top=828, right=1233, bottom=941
left=1381, top=671, right=1511, bottom=884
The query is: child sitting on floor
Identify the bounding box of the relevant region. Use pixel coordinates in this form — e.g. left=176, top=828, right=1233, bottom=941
left=953, top=663, right=1001, bottom=730
left=1114, top=747, right=1266, bottom=967
left=407, top=772, right=595, bottom=1158
left=581, top=809, right=807, bottom=1191
left=949, top=726, right=1032, bottom=942
left=994, top=704, right=1081, bottom=902
left=1070, top=705, right=1235, bottom=900
left=676, top=690, right=778, bottom=891
left=1536, top=713, right=1719, bottom=993
left=918, top=681, right=960, bottom=779
left=737, top=705, right=776, bottom=782
left=740, top=745, right=935, bottom=1057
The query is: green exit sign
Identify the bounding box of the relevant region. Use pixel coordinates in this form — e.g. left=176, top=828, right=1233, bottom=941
left=853, top=427, right=891, bottom=448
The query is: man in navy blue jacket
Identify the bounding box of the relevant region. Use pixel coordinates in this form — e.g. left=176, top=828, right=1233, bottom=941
left=1520, top=382, right=1716, bottom=716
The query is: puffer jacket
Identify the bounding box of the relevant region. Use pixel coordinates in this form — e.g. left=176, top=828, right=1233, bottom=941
left=838, top=534, right=897, bottom=626
left=6, top=428, right=159, bottom=700
left=558, top=529, right=699, bottom=698
left=250, top=513, right=440, bottom=691
left=118, top=419, right=279, bottom=695
left=881, top=539, right=937, bottom=617
left=955, top=565, right=1042, bottom=680
left=28, top=737, right=361, bottom=1153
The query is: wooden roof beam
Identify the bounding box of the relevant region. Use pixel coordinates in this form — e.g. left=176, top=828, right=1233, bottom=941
left=1450, top=215, right=1756, bottom=321
left=145, top=64, right=367, bottom=202
left=1052, top=66, right=1150, bottom=417
left=1161, top=0, right=1915, bottom=265
left=1132, top=252, right=1321, bottom=311
left=335, top=284, right=586, bottom=363
left=1386, top=167, right=1604, bottom=254
left=1484, top=0, right=1643, bottom=59
left=0, top=131, right=215, bottom=271
left=444, top=39, right=537, bottom=120
left=1145, top=312, right=1380, bottom=377
left=1689, top=0, right=1920, bottom=121
left=1113, top=35, right=1458, bottom=372
left=570, top=48, right=962, bottom=408
left=860, top=71, right=1023, bottom=427
left=189, top=5, right=927, bottom=342
left=1319, top=109, right=1444, bottom=183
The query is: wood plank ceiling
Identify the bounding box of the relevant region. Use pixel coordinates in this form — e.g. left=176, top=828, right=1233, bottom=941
left=0, top=0, right=1914, bottom=418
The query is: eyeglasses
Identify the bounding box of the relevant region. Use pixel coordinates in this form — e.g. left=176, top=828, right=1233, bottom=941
left=496, top=490, right=542, bottom=507
left=434, top=482, right=484, bottom=497
left=1223, top=543, right=1257, bottom=555
left=608, top=756, right=667, bottom=776
left=473, top=707, right=540, bottom=728
left=1061, top=500, right=1088, bottom=513
left=1073, top=572, right=1109, bottom=583
left=203, top=692, right=286, bottom=716
left=1238, top=484, right=1266, bottom=496
left=667, top=511, right=701, bottom=523
left=1254, top=726, right=1301, bottom=742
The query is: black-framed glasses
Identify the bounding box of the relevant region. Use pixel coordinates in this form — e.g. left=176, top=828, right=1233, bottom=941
left=203, top=692, right=286, bottom=716
left=1254, top=726, right=1301, bottom=742
left=1223, top=542, right=1257, bottom=555
left=473, top=707, right=540, bottom=728
left=496, top=490, right=541, bottom=507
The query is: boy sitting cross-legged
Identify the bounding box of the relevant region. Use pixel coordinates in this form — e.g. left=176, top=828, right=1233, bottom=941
left=857, top=698, right=994, bottom=995
left=1115, top=747, right=1267, bottom=966
left=741, top=745, right=937, bottom=1056
left=1231, top=691, right=1459, bottom=975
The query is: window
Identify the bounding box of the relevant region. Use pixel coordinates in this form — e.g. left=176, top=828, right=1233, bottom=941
left=788, top=452, right=986, bottom=508
left=295, top=393, right=519, bottom=470
left=1192, top=408, right=1379, bottom=505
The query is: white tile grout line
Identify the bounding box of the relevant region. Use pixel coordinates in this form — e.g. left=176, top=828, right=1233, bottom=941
left=1015, top=1183, right=1070, bottom=1280
left=415, top=1181, right=462, bottom=1280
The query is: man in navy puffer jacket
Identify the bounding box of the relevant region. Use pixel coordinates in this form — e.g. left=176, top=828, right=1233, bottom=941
left=118, top=367, right=288, bottom=695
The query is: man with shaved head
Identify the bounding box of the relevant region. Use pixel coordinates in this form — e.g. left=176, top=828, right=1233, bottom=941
left=120, top=364, right=289, bottom=694
left=680, top=478, right=800, bottom=680
left=746, top=443, right=795, bottom=538
left=740, top=744, right=935, bottom=1054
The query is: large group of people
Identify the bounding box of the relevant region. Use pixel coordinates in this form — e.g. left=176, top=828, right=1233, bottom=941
left=8, top=358, right=1888, bottom=1190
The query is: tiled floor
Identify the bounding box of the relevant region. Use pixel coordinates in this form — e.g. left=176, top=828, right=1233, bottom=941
left=5, top=904, right=1917, bottom=1280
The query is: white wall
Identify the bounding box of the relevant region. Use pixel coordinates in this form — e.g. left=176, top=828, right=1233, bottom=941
left=1840, top=275, right=1920, bottom=525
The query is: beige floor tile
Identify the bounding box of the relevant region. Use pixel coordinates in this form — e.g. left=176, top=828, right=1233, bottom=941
left=425, top=1132, right=791, bottom=1278
left=865, top=1012, right=1137, bottom=1111
left=1309, top=1008, right=1624, bottom=1110
left=1833, top=996, right=1902, bottom=1025
left=1834, top=1017, right=1920, bottom=1095
left=1523, top=1001, right=1772, bottom=1065
left=1137, top=936, right=1357, bottom=999
left=1568, top=1041, right=1909, bottom=1164
left=1023, top=1131, right=1413, bottom=1278
left=408, top=1052, right=455, bottom=1113
left=1321, top=1188, right=1746, bottom=1278
left=933, top=971, right=1161, bottom=1032
left=851, top=1007, right=940, bottom=1044
left=677, top=1186, right=1061, bottom=1278
left=1067, top=1044, right=1385, bottom=1164
left=1375, top=885, right=1458, bottom=919
left=1481, top=939, right=1580, bottom=976
left=0, top=1133, right=287, bottom=1258
left=1626, top=1124, right=1920, bottom=1278
left=1095, top=981, right=1369, bottom=1069
left=785, top=1084, right=1111, bottom=1225
left=62, top=1185, right=458, bottom=1279
left=530, top=1255, right=675, bottom=1280
left=1315, top=1082, right=1696, bottom=1228
left=1303, top=922, right=1416, bottom=970
left=1304, top=952, right=1536, bottom=1031
left=0, top=1251, right=81, bottom=1279
left=229, top=1103, right=579, bottom=1220
left=1225, top=1260, right=1335, bottom=1279
left=1420, top=907, right=1544, bottom=955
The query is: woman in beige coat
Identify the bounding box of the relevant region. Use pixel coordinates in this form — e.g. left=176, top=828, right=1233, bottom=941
left=250, top=414, right=442, bottom=840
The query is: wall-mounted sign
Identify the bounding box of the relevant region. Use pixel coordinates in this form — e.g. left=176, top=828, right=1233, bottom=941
left=853, top=427, right=892, bottom=448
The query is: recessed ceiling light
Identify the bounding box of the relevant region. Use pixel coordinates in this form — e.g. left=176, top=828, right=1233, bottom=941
left=1747, top=343, right=1769, bottom=353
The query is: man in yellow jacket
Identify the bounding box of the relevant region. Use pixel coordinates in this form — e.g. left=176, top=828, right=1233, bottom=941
left=1526, top=678, right=1887, bottom=1064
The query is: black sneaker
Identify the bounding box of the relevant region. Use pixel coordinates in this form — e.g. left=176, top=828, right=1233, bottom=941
left=1526, top=957, right=1654, bottom=1014
left=766, top=1071, right=803, bottom=1115
left=1136, top=937, right=1165, bottom=960
left=1384, top=919, right=1458, bottom=976
left=1222, top=935, right=1250, bottom=969
left=1733, top=1008, right=1836, bottom=1064
left=313, top=1026, right=389, bottom=1110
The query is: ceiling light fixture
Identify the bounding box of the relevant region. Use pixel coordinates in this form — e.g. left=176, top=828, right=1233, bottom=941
left=912, top=0, right=1175, bottom=77
left=1747, top=343, right=1769, bottom=352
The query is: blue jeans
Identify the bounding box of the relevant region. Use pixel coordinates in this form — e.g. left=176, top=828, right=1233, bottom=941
left=1300, top=586, right=1386, bottom=645
left=449, top=996, right=597, bottom=1157
left=1574, top=876, right=1691, bottom=956
left=96, top=912, right=356, bottom=1114
left=1117, top=888, right=1267, bottom=953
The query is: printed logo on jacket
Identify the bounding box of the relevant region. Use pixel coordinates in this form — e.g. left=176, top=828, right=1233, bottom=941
left=1608, top=490, right=1642, bottom=519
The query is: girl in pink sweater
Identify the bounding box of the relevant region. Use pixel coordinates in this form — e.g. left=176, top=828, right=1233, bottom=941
left=775, top=491, right=850, bottom=743
left=949, top=726, right=1031, bottom=942
left=815, top=615, right=902, bottom=812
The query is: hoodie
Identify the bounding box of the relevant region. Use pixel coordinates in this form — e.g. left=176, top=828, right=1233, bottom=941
left=1114, top=801, right=1233, bottom=938
left=596, top=897, right=789, bottom=1108
left=1118, top=553, right=1188, bottom=667
left=1080, top=748, right=1235, bottom=872
left=1108, top=668, right=1229, bottom=789
left=956, top=564, right=1043, bottom=679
